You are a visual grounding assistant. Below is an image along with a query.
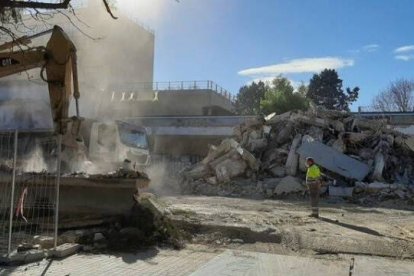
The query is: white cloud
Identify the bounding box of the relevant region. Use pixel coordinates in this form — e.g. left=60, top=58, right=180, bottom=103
left=394, top=45, right=414, bottom=53
left=238, top=57, right=354, bottom=77
left=395, top=55, right=414, bottom=61
left=362, top=44, right=379, bottom=52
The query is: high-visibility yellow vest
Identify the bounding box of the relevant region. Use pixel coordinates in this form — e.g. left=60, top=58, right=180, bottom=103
left=306, top=164, right=321, bottom=181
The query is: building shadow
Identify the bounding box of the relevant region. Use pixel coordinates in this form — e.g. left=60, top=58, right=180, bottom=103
left=112, top=247, right=160, bottom=264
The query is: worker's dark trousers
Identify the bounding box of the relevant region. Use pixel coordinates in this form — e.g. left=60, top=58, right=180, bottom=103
left=307, top=180, right=321, bottom=216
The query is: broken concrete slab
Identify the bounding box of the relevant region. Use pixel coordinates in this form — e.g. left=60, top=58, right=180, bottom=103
left=290, top=112, right=329, bottom=129
left=329, top=119, right=345, bottom=132
left=237, top=147, right=259, bottom=171
left=248, top=138, right=267, bottom=152
left=59, top=230, right=88, bottom=244
left=352, top=118, right=386, bottom=131
left=332, top=136, right=346, bottom=153
left=268, top=166, right=286, bottom=177
left=214, top=157, right=247, bottom=183
left=186, top=164, right=209, bottom=180
left=49, top=243, right=81, bottom=258
left=372, top=152, right=385, bottom=181
left=265, top=111, right=293, bottom=124
left=33, top=235, right=55, bottom=249
left=285, top=134, right=302, bottom=176
left=297, top=138, right=370, bottom=181
left=366, top=182, right=394, bottom=192
left=0, top=249, right=46, bottom=265
left=405, top=136, right=414, bottom=152
left=202, top=139, right=240, bottom=165
left=344, top=132, right=370, bottom=143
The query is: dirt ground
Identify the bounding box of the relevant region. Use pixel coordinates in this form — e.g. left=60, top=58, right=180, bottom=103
left=2, top=195, right=414, bottom=275
left=163, top=195, right=414, bottom=259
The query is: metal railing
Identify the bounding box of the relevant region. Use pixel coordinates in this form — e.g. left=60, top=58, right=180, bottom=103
left=0, top=130, right=62, bottom=257
left=109, top=80, right=236, bottom=103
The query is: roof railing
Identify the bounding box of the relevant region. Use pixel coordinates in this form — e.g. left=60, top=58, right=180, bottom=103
left=108, top=80, right=235, bottom=103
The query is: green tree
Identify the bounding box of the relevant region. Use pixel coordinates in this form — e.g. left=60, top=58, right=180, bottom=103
left=260, top=77, right=308, bottom=115
left=297, top=82, right=308, bottom=96
left=307, top=69, right=359, bottom=111
left=234, top=81, right=268, bottom=115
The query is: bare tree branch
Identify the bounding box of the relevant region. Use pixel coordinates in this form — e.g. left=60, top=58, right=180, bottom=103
left=102, top=0, right=118, bottom=20
left=372, top=79, right=414, bottom=112
left=0, top=0, right=71, bottom=10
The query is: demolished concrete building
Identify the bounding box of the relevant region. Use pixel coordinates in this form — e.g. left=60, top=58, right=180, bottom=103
left=183, top=108, right=414, bottom=203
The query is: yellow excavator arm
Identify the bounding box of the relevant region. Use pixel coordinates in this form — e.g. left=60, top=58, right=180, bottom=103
left=0, top=25, right=80, bottom=135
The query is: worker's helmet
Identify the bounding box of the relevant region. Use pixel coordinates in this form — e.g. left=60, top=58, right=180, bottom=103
left=306, top=157, right=314, bottom=163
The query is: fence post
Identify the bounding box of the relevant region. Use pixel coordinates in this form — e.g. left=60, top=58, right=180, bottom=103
left=54, top=134, right=62, bottom=249
left=7, top=129, right=18, bottom=255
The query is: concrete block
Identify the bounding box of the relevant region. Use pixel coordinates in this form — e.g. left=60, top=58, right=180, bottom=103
left=49, top=243, right=81, bottom=258
left=297, top=138, right=370, bottom=180
left=33, top=235, right=55, bottom=249
left=274, top=176, right=305, bottom=195
left=0, top=249, right=45, bottom=265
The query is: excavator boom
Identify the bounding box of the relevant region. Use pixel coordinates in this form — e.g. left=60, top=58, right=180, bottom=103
left=0, top=26, right=80, bottom=134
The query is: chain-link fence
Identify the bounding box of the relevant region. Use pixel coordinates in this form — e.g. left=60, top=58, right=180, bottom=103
left=0, top=130, right=61, bottom=257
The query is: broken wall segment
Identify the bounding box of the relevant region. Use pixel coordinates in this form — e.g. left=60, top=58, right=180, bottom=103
left=297, top=137, right=370, bottom=181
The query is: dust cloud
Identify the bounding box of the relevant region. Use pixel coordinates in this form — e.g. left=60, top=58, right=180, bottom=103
left=0, top=0, right=177, bottom=176
left=145, top=160, right=184, bottom=195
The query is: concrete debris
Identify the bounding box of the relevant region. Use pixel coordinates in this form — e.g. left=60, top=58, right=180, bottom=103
left=405, top=137, right=414, bottom=152
left=297, top=139, right=370, bottom=181
left=0, top=249, right=45, bottom=265
left=285, top=134, right=302, bottom=176
left=93, top=232, right=105, bottom=242
left=183, top=107, right=414, bottom=202
left=329, top=186, right=354, bottom=197
left=332, top=136, right=346, bottom=153
left=372, top=152, right=385, bottom=181
left=268, top=166, right=286, bottom=177
left=32, top=235, right=55, bottom=249
left=49, top=243, right=81, bottom=258
left=273, top=176, right=305, bottom=195
left=185, top=138, right=259, bottom=184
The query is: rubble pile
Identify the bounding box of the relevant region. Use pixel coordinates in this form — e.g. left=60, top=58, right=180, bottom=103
left=182, top=109, right=414, bottom=203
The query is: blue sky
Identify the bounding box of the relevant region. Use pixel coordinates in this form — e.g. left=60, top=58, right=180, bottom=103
left=120, top=0, right=414, bottom=111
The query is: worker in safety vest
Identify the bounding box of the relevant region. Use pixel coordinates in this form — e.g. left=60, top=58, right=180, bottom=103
left=305, top=157, right=321, bottom=218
